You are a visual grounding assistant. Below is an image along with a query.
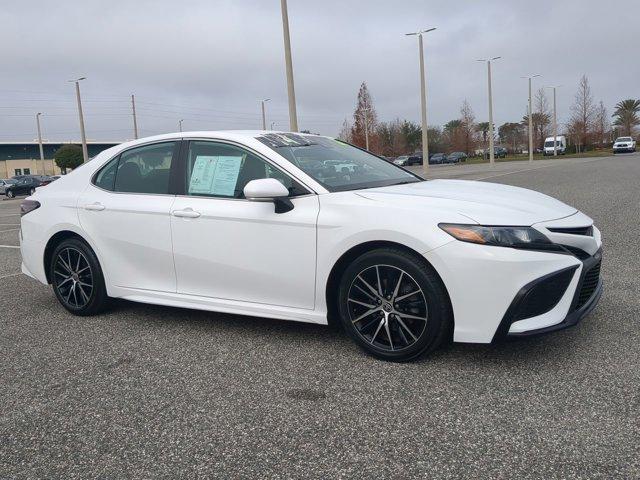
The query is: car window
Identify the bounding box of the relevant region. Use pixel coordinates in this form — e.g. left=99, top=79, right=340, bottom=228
left=94, top=156, right=120, bottom=191
left=111, top=142, right=176, bottom=194
left=185, top=141, right=308, bottom=198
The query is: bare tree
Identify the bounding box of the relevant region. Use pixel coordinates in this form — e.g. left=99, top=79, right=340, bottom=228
left=570, top=75, right=596, bottom=149
left=338, top=119, right=352, bottom=142
left=350, top=82, right=378, bottom=150
left=534, top=88, right=551, bottom=147
left=460, top=99, right=477, bottom=155
left=593, top=101, right=610, bottom=146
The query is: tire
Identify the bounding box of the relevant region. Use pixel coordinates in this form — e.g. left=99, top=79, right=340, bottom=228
left=6, top=190, right=14, bottom=198
left=30, top=188, right=36, bottom=195
left=49, top=238, right=109, bottom=316
left=337, top=247, right=452, bottom=362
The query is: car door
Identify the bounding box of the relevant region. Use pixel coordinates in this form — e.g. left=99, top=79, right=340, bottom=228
left=170, top=139, right=319, bottom=309
left=77, top=141, right=180, bottom=292
left=15, top=178, right=29, bottom=195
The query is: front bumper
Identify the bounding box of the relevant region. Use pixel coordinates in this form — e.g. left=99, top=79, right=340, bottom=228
left=613, top=146, right=635, bottom=152
left=493, top=248, right=603, bottom=340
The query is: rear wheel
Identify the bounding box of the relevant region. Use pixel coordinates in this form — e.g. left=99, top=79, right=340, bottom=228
left=30, top=188, right=36, bottom=195
left=6, top=190, right=14, bottom=198
left=50, top=238, right=109, bottom=315
left=337, top=248, right=452, bottom=362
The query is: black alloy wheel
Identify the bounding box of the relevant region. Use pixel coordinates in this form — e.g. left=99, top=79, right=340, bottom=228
left=50, top=238, right=109, bottom=315
left=338, top=248, right=452, bottom=361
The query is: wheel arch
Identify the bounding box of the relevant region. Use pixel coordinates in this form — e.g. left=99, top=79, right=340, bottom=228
left=43, top=230, right=91, bottom=284
left=324, top=240, right=453, bottom=329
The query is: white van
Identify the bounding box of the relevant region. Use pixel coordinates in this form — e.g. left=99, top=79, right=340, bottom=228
left=543, top=136, right=567, bottom=155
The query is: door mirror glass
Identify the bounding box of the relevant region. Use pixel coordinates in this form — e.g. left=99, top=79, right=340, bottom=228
left=243, top=178, right=289, bottom=200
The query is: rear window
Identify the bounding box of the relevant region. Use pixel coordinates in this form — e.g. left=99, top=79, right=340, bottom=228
left=93, top=142, right=176, bottom=194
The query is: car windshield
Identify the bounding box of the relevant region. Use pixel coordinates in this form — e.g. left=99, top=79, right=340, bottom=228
left=616, top=137, right=632, bottom=142
left=257, top=133, right=421, bottom=192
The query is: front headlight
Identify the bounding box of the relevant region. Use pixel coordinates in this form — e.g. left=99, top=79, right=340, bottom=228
left=439, top=223, right=552, bottom=248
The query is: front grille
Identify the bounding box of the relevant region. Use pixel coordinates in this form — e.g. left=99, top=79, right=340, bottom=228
left=548, top=226, right=593, bottom=236
left=576, top=260, right=601, bottom=309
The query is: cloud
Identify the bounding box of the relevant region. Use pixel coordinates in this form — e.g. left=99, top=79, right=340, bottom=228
left=0, top=0, right=637, bottom=141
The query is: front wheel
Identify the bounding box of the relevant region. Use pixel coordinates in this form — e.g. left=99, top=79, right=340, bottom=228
left=337, top=248, right=452, bottom=362
left=50, top=238, right=109, bottom=315
left=6, top=190, right=14, bottom=198
left=30, top=188, right=36, bottom=195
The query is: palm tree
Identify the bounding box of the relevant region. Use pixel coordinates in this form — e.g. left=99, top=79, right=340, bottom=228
left=612, top=99, right=640, bottom=136
left=476, top=122, right=490, bottom=144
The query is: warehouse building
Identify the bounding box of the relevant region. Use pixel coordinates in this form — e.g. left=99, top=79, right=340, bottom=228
left=0, top=141, right=120, bottom=178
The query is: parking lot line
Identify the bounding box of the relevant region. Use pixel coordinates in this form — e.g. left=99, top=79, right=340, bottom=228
left=0, top=223, right=19, bottom=226
left=0, top=228, right=19, bottom=232
left=0, top=245, right=19, bottom=249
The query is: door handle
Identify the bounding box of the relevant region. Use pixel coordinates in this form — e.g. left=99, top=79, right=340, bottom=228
left=84, top=202, right=105, bottom=211
left=172, top=208, right=201, bottom=218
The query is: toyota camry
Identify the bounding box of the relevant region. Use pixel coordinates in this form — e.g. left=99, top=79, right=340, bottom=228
left=19, top=131, right=603, bottom=361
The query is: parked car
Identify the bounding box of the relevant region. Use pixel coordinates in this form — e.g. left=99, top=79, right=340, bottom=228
left=0, top=178, right=17, bottom=194
left=447, top=152, right=467, bottom=163
left=393, top=155, right=410, bottom=166
left=20, top=131, right=603, bottom=361
left=494, top=147, right=508, bottom=158
left=613, top=136, right=636, bottom=154
left=429, top=153, right=447, bottom=164
left=5, top=175, right=51, bottom=198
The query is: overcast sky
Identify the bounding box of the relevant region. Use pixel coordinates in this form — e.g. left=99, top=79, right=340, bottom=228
left=1, top=0, right=638, bottom=142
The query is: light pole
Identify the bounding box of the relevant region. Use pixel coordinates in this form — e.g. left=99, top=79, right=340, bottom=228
left=280, top=0, right=298, bottom=132
left=178, top=119, right=184, bottom=132
left=477, top=57, right=501, bottom=166
left=406, top=27, right=436, bottom=175
left=36, top=113, right=45, bottom=174
left=69, top=77, right=88, bottom=163
left=522, top=74, right=541, bottom=162
left=363, top=108, right=370, bottom=151
left=131, top=94, right=139, bottom=140
left=261, top=98, right=270, bottom=130
left=545, top=85, right=561, bottom=156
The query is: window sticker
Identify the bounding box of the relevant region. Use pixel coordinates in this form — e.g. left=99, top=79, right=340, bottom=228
left=189, top=155, right=243, bottom=196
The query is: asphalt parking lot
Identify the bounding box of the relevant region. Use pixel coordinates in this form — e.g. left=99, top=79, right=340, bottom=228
left=1, top=154, right=639, bottom=479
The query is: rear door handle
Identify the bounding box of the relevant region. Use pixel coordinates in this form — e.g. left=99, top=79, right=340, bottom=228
left=172, top=208, right=201, bottom=218
left=84, top=202, right=105, bottom=211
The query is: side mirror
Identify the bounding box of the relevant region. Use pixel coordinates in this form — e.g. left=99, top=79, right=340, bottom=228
left=243, top=178, right=294, bottom=214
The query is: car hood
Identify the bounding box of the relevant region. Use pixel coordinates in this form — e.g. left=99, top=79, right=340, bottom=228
left=356, top=179, right=577, bottom=225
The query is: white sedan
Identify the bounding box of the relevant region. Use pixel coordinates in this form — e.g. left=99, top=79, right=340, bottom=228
left=19, top=131, right=603, bottom=361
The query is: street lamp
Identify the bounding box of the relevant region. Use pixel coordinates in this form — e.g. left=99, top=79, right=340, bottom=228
left=406, top=27, right=436, bottom=175
left=68, top=77, right=88, bottom=163
left=261, top=98, right=271, bottom=130
left=280, top=0, right=298, bottom=132
left=35, top=112, right=44, bottom=161
left=521, top=74, right=541, bottom=162
left=178, top=119, right=184, bottom=132
left=477, top=56, right=501, bottom=166
left=361, top=108, right=372, bottom=151
left=545, top=85, right=562, bottom=156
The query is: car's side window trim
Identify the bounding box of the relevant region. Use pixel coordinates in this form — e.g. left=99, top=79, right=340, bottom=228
left=176, top=138, right=316, bottom=199
left=90, top=139, right=182, bottom=196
